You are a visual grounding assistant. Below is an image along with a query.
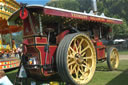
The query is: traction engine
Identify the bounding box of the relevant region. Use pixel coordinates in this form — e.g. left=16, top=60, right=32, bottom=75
left=8, top=2, right=122, bottom=85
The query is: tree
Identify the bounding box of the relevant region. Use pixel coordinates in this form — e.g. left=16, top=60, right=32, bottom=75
left=47, top=0, right=128, bottom=38
left=47, top=0, right=80, bottom=11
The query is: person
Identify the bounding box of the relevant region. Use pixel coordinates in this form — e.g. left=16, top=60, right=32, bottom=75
left=12, top=39, right=17, bottom=57
left=0, top=70, right=13, bottom=85
left=17, top=44, right=23, bottom=59
left=12, top=39, right=17, bottom=51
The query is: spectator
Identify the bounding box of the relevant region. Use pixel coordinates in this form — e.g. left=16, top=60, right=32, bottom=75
left=17, top=44, right=23, bottom=59
left=0, top=70, right=13, bottom=85
left=12, top=39, right=17, bottom=53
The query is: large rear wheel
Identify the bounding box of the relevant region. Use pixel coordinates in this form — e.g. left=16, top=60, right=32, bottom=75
left=56, top=33, right=96, bottom=85
left=107, top=47, right=119, bottom=71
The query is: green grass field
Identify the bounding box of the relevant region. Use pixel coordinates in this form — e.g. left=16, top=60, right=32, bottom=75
left=6, top=60, right=128, bottom=85
left=119, top=50, right=128, bottom=55
left=88, top=60, right=128, bottom=85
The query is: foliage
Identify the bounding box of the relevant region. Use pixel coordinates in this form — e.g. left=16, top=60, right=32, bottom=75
left=2, top=31, right=23, bottom=46
left=111, top=20, right=128, bottom=39
left=47, top=0, right=128, bottom=39
left=47, top=0, right=80, bottom=11
left=12, top=31, right=23, bottom=45
left=97, top=0, right=128, bottom=39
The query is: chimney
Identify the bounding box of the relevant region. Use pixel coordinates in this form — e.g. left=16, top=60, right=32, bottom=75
left=91, top=0, right=97, bottom=14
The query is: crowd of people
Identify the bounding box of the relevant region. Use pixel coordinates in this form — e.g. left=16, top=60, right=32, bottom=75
left=0, top=43, right=22, bottom=59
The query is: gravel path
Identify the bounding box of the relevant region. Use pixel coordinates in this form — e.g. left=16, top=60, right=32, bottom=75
left=119, top=55, right=128, bottom=60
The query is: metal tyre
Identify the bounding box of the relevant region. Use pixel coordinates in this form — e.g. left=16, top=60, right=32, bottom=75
left=107, top=47, right=119, bottom=71
left=56, top=33, right=96, bottom=85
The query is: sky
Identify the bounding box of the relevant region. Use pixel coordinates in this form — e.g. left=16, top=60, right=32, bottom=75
left=16, top=0, right=50, bottom=5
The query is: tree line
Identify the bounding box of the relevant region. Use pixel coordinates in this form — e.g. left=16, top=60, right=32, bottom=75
left=47, top=0, right=128, bottom=39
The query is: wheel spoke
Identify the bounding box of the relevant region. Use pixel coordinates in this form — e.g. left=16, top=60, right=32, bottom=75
left=70, top=65, right=73, bottom=70
left=67, top=55, right=74, bottom=61
left=68, top=54, right=74, bottom=59
left=69, top=47, right=76, bottom=54
left=73, top=39, right=78, bottom=52
left=81, top=52, right=86, bottom=57
left=110, top=57, right=115, bottom=61
left=75, top=66, right=79, bottom=79
left=78, top=66, right=86, bottom=80
left=82, top=61, right=88, bottom=65
left=83, top=56, right=92, bottom=60
left=79, top=66, right=84, bottom=75
left=111, top=53, right=114, bottom=58
left=80, top=65, right=84, bottom=72
left=82, top=64, right=91, bottom=71
left=79, top=45, right=82, bottom=53
left=78, top=39, right=84, bottom=53
left=68, top=61, right=76, bottom=66
left=80, top=46, right=89, bottom=54
left=70, top=64, right=77, bottom=74
left=78, top=39, right=84, bottom=48
left=113, top=52, right=115, bottom=57
left=79, top=68, right=85, bottom=80
left=112, top=60, right=116, bottom=67
left=114, top=53, right=118, bottom=57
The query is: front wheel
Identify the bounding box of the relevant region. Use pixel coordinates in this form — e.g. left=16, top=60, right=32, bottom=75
left=56, top=33, right=96, bottom=85
left=107, top=47, right=119, bottom=71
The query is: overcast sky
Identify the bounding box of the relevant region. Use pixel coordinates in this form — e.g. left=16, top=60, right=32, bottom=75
left=16, top=0, right=50, bottom=5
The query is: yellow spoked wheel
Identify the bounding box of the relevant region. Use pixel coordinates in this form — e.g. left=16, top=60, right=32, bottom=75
left=56, top=33, right=96, bottom=85
left=107, top=47, right=119, bottom=71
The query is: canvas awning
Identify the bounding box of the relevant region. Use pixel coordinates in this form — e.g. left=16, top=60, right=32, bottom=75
left=8, top=5, right=123, bottom=26
left=0, top=0, right=21, bottom=34
left=0, top=17, right=22, bottom=34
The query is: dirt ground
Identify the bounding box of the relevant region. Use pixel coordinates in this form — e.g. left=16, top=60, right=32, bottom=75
left=119, top=55, right=128, bottom=60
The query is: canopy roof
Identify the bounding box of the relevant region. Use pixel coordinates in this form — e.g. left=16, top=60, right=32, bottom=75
left=8, top=5, right=123, bottom=26
left=0, top=0, right=21, bottom=34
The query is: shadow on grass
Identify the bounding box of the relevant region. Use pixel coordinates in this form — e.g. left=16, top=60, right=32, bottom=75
left=96, top=66, right=126, bottom=72
left=96, top=66, right=109, bottom=71
left=5, top=68, right=34, bottom=85
left=5, top=68, right=62, bottom=85
left=5, top=68, right=18, bottom=83
left=106, top=69, right=128, bottom=85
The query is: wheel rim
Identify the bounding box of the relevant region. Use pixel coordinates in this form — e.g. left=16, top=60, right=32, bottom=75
left=67, top=34, right=96, bottom=84
left=110, top=48, right=119, bottom=69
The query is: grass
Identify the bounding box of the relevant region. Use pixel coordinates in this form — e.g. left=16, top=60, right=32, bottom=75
left=119, top=50, right=128, bottom=55
left=88, top=60, right=128, bottom=85
left=6, top=69, right=17, bottom=82
left=6, top=60, right=128, bottom=85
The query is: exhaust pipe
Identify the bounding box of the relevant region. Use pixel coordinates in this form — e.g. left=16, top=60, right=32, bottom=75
left=91, top=0, right=97, bottom=14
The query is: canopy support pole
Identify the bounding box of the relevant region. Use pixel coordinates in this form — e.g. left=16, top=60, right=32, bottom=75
left=10, top=33, right=12, bottom=50
left=0, top=34, right=2, bottom=43
left=39, top=14, right=43, bottom=35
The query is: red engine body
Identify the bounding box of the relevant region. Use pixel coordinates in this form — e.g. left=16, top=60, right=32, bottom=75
left=92, top=36, right=106, bottom=60
left=95, top=41, right=106, bottom=60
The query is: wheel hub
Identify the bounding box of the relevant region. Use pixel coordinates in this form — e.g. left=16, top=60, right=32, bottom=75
left=75, top=53, right=84, bottom=64
left=75, top=53, right=80, bottom=58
